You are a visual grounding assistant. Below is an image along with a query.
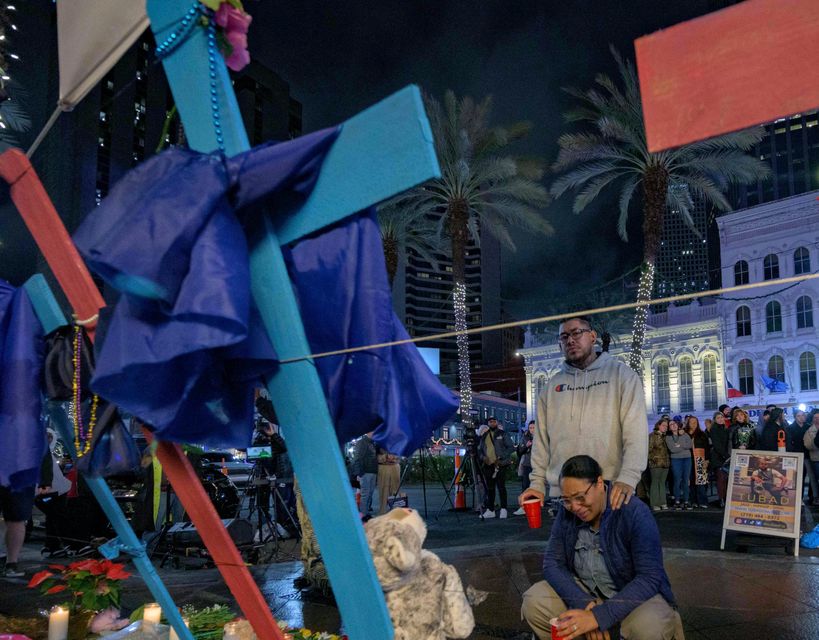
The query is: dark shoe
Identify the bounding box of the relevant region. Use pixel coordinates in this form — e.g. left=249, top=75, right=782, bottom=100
left=673, top=501, right=682, bottom=510
left=2, top=564, right=24, bottom=578
left=684, top=503, right=693, bottom=510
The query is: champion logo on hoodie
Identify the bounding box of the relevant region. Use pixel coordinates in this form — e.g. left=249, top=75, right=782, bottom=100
left=554, top=380, right=610, bottom=392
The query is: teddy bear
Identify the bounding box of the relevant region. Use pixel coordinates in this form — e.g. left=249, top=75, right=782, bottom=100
left=364, top=508, right=474, bottom=640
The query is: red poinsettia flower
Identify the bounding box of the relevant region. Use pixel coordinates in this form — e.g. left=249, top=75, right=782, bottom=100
left=105, top=564, right=131, bottom=581
left=46, top=584, right=68, bottom=594
left=69, top=559, right=98, bottom=572
left=28, top=570, right=54, bottom=588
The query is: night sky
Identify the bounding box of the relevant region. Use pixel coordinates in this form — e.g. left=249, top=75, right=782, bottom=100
left=3, top=1, right=716, bottom=316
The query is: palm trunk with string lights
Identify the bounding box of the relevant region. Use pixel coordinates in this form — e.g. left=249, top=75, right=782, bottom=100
left=628, top=165, right=668, bottom=375
left=449, top=199, right=473, bottom=423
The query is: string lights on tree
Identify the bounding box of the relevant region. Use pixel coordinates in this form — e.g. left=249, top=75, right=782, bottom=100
left=454, top=280, right=473, bottom=424
left=627, top=261, right=655, bottom=375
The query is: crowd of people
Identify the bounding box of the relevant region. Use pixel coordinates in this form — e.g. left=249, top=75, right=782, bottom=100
left=646, top=403, right=819, bottom=512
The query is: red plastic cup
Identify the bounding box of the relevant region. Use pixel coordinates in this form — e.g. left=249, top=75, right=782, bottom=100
left=550, top=617, right=566, bottom=640
left=523, top=498, right=542, bottom=529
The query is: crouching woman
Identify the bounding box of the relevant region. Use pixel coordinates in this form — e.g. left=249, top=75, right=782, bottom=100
left=521, top=455, right=684, bottom=639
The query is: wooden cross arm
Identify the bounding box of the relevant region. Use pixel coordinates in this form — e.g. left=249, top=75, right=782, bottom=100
left=0, top=150, right=104, bottom=337
left=635, top=0, right=819, bottom=152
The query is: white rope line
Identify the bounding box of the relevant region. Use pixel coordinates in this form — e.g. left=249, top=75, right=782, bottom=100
left=278, top=272, right=819, bottom=364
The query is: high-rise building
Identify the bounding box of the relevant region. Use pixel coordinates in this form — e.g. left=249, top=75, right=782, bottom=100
left=28, top=18, right=301, bottom=234
left=654, top=190, right=711, bottom=302
left=731, top=111, right=819, bottom=209
left=391, top=223, right=502, bottom=385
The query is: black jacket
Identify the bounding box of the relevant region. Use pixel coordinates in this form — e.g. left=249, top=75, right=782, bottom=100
left=709, top=425, right=731, bottom=468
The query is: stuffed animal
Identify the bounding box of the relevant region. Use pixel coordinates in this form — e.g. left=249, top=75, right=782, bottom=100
left=364, top=508, right=474, bottom=640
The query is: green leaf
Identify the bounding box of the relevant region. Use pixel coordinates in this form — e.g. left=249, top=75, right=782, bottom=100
left=199, top=0, right=221, bottom=10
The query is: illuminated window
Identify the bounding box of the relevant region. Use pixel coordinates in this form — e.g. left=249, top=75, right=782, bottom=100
left=800, top=352, right=817, bottom=391
left=679, top=358, right=694, bottom=412
left=655, top=360, right=670, bottom=413
left=702, top=354, right=718, bottom=410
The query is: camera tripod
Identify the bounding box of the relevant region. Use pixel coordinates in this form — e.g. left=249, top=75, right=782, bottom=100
left=239, top=461, right=301, bottom=562
left=393, top=444, right=454, bottom=519
left=436, top=422, right=488, bottom=520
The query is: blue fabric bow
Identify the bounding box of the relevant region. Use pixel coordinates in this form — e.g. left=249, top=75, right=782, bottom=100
left=74, top=129, right=456, bottom=453
left=0, top=280, right=45, bottom=489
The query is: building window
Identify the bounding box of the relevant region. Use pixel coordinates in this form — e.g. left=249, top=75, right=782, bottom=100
left=794, top=247, right=811, bottom=275
left=679, top=358, right=694, bottom=412
left=736, top=306, right=751, bottom=337
left=655, top=360, right=670, bottom=413
left=800, top=352, right=818, bottom=391
left=765, top=301, right=782, bottom=333
left=702, top=354, right=718, bottom=410
left=763, top=254, right=779, bottom=280
left=738, top=359, right=754, bottom=396
left=796, top=296, right=814, bottom=329
left=734, top=260, right=749, bottom=286
left=768, top=355, right=785, bottom=388
left=442, top=427, right=449, bottom=440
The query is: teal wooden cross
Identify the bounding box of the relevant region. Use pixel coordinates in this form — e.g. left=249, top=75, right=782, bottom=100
left=148, top=2, right=440, bottom=638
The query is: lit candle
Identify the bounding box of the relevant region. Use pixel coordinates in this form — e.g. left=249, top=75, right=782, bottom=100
left=223, top=621, right=242, bottom=640
left=48, top=606, right=69, bottom=640
left=169, top=616, right=189, bottom=640
left=143, top=602, right=162, bottom=627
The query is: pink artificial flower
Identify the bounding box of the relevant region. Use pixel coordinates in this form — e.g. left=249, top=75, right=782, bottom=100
left=214, top=3, right=252, bottom=71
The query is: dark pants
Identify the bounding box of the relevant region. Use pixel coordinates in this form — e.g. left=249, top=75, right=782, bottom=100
left=34, top=492, right=69, bottom=551
left=482, top=464, right=507, bottom=510
left=716, top=468, right=728, bottom=503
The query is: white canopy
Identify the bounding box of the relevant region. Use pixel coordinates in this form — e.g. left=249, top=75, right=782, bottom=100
left=29, top=0, right=149, bottom=156
left=58, top=0, right=149, bottom=109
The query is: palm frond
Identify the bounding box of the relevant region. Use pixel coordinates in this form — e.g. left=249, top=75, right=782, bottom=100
left=550, top=161, right=620, bottom=199
left=573, top=172, right=622, bottom=213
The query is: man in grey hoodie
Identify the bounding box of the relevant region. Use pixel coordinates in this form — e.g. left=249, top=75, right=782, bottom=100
left=518, top=316, right=648, bottom=511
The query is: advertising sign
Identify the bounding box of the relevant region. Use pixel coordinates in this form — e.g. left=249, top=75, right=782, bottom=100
left=720, top=450, right=803, bottom=556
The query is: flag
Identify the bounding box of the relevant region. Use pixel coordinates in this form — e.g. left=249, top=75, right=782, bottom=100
left=726, top=377, right=744, bottom=399
left=760, top=375, right=789, bottom=394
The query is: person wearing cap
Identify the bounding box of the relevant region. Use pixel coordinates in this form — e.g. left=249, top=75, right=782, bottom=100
left=521, top=455, right=682, bottom=640
left=518, top=315, right=648, bottom=513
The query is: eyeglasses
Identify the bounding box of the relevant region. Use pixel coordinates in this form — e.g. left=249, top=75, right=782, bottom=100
left=559, top=482, right=595, bottom=509
left=557, top=328, right=592, bottom=344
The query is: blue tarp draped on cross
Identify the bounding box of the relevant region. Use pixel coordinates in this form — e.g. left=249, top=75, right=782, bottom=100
left=73, top=130, right=457, bottom=453
left=0, top=280, right=45, bottom=490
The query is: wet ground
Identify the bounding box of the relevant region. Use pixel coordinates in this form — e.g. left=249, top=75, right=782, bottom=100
left=3, top=483, right=819, bottom=639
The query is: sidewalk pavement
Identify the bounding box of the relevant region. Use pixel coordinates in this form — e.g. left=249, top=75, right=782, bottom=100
left=3, top=484, right=819, bottom=639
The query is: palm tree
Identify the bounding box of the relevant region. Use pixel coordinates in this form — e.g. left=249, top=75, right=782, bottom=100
left=383, top=91, right=552, bottom=423
left=377, top=206, right=443, bottom=287
left=550, top=48, right=770, bottom=374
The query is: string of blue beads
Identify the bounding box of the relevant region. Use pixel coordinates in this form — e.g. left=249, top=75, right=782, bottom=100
left=154, top=2, right=202, bottom=60
left=154, top=1, right=226, bottom=153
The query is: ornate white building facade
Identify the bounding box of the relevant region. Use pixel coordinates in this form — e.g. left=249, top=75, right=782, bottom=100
left=520, top=190, right=819, bottom=425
